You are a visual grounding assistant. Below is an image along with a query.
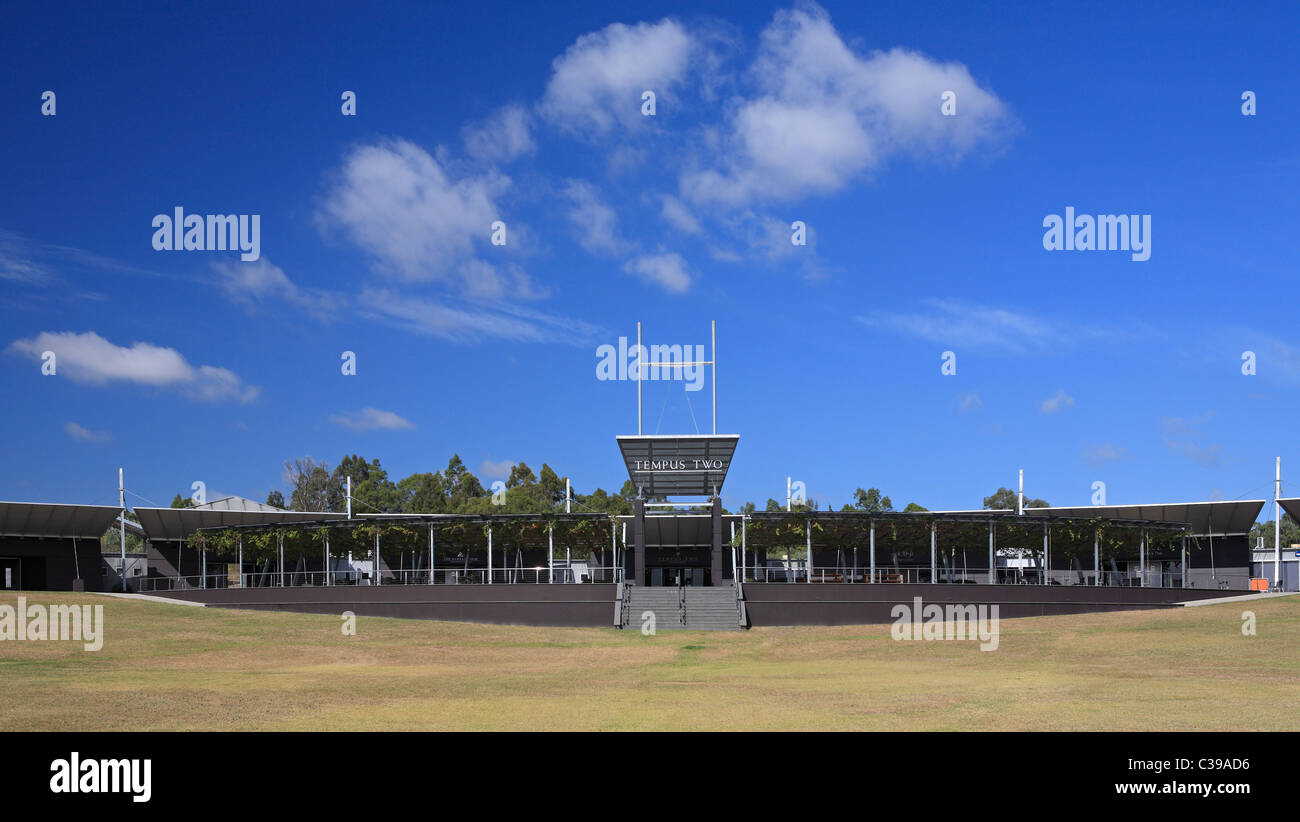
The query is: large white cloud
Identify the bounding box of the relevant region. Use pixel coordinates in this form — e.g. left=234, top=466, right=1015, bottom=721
left=319, top=139, right=509, bottom=286
left=9, top=331, right=259, bottom=403
left=680, top=4, right=1013, bottom=206
left=541, top=18, right=696, bottom=134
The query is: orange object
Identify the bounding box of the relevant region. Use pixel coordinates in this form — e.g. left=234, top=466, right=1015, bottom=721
left=1250, top=578, right=1269, bottom=591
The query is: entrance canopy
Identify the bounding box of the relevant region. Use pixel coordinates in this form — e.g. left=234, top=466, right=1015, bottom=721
left=616, top=434, right=738, bottom=498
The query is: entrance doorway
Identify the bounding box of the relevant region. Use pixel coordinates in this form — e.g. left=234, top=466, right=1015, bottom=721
left=648, top=566, right=709, bottom=587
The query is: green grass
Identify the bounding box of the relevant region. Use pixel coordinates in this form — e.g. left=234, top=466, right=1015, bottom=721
left=1, top=592, right=1296, bottom=730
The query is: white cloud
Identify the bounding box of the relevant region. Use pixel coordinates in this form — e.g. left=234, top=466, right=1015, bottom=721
left=542, top=18, right=695, bottom=134
left=8, top=331, right=258, bottom=403
left=1083, top=443, right=1127, bottom=466
left=657, top=194, right=702, bottom=235
left=463, top=104, right=535, bottom=163
left=959, top=392, right=982, bottom=412
left=319, top=138, right=509, bottom=287
left=1040, top=390, right=1076, bottom=414
left=358, top=288, right=599, bottom=345
left=212, top=258, right=336, bottom=318
left=624, top=252, right=691, bottom=294
left=856, top=300, right=1057, bottom=352
left=679, top=4, right=1012, bottom=206
left=562, top=180, right=631, bottom=255
left=64, top=421, right=110, bottom=442
left=329, top=407, right=415, bottom=432
left=479, top=459, right=515, bottom=479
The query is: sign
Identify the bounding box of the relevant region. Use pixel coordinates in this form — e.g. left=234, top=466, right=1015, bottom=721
left=646, top=547, right=711, bottom=566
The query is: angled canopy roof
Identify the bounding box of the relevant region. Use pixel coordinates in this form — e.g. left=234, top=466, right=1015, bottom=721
left=0, top=501, right=122, bottom=539
left=134, top=507, right=346, bottom=542
left=192, top=495, right=287, bottom=513
left=617, top=434, right=738, bottom=498
left=1276, top=498, right=1300, bottom=523
left=1023, top=500, right=1264, bottom=536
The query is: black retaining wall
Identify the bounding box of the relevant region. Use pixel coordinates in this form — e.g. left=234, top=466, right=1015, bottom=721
left=741, top=583, right=1242, bottom=625
left=154, top=583, right=618, bottom=626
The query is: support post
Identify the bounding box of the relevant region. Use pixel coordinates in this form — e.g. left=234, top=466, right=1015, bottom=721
left=279, top=532, right=285, bottom=588
left=1139, top=528, right=1146, bottom=587
left=118, top=468, right=127, bottom=593
left=429, top=524, right=435, bottom=585
left=374, top=530, right=380, bottom=586
left=1094, top=528, right=1100, bottom=587
left=741, top=516, right=747, bottom=582
left=711, top=319, right=717, bottom=435
left=1042, top=524, right=1048, bottom=586
left=711, top=497, right=723, bottom=586
left=325, top=529, right=331, bottom=586
left=487, top=523, right=493, bottom=585
left=548, top=524, right=554, bottom=584
left=1275, top=457, right=1282, bottom=587
left=238, top=535, right=243, bottom=588
left=634, top=498, right=646, bottom=586
left=1180, top=534, right=1187, bottom=589
left=930, top=524, right=937, bottom=584
left=636, top=321, right=643, bottom=435
left=201, top=548, right=206, bottom=589
left=805, top=518, right=812, bottom=583
left=988, top=520, right=995, bottom=585
left=869, top=520, right=876, bottom=583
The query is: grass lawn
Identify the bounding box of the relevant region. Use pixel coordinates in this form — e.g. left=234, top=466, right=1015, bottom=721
left=1, top=592, right=1296, bottom=731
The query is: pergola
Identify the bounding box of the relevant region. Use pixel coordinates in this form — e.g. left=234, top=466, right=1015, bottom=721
left=192, top=512, right=617, bottom=586
left=738, top=509, right=1191, bottom=586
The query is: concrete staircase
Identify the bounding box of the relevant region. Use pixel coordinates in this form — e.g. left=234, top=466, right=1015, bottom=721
left=623, top=585, right=744, bottom=631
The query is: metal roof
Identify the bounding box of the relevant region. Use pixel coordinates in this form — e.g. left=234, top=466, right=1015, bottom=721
left=1275, top=498, right=1300, bottom=523
left=616, top=434, right=738, bottom=497
left=1022, top=500, right=1264, bottom=536
left=134, top=507, right=347, bottom=542
left=192, top=495, right=287, bottom=513
left=0, top=501, right=122, bottom=539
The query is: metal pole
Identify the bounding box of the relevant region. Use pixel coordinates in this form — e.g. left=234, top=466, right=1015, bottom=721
left=989, top=520, right=995, bottom=585
left=711, top=319, right=717, bottom=435
left=869, top=519, right=876, bottom=583
left=238, top=535, right=243, bottom=588
left=1139, top=528, right=1146, bottom=587
left=930, top=524, right=937, bottom=584
left=1042, top=524, right=1048, bottom=586
left=787, top=476, right=791, bottom=512
left=805, top=518, right=811, bottom=583
left=118, top=468, right=127, bottom=592
left=201, top=548, right=206, bottom=589
left=487, top=523, right=493, bottom=584
left=279, top=532, right=284, bottom=588
left=374, top=530, right=380, bottom=586
left=429, top=523, right=435, bottom=585
left=1275, top=456, right=1282, bottom=587
left=741, top=516, right=747, bottom=581
left=637, top=321, right=643, bottom=435
left=548, top=524, right=554, bottom=584
left=1094, top=528, right=1100, bottom=587
left=1180, top=534, right=1187, bottom=589
left=612, top=520, right=617, bottom=581
left=325, top=529, right=330, bottom=586
left=346, top=476, right=352, bottom=518
left=1018, top=469, right=1023, bottom=515
left=565, top=478, right=571, bottom=513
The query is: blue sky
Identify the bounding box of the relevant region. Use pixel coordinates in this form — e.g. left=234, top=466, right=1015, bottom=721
left=2, top=0, right=1298, bottom=514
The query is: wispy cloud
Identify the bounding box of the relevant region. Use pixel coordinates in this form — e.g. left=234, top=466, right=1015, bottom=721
left=1040, top=389, right=1076, bottom=414
left=329, top=407, right=415, bottom=431
left=1083, top=442, right=1127, bottom=466
left=624, top=251, right=691, bottom=294
left=64, top=421, right=110, bottom=442
left=479, top=459, right=515, bottom=479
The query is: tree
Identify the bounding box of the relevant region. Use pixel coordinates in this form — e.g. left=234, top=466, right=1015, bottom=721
left=333, top=454, right=400, bottom=513
left=170, top=493, right=194, bottom=509
left=397, top=472, right=447, bottom=514
left=983, top=487, right=1048, bottom=511
left=852, top=488, right=893, bottom=513
left=1251, top=514, right=1300, bottom=550
left=539, top=464, right=566, bottom=507
left=285, top=457, right=340, bottom=512
left=902, top=502, right=928, bottom=513
left=506, top=462, right=537, bottom=489
left=266, top=490, right=286, bottom=509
